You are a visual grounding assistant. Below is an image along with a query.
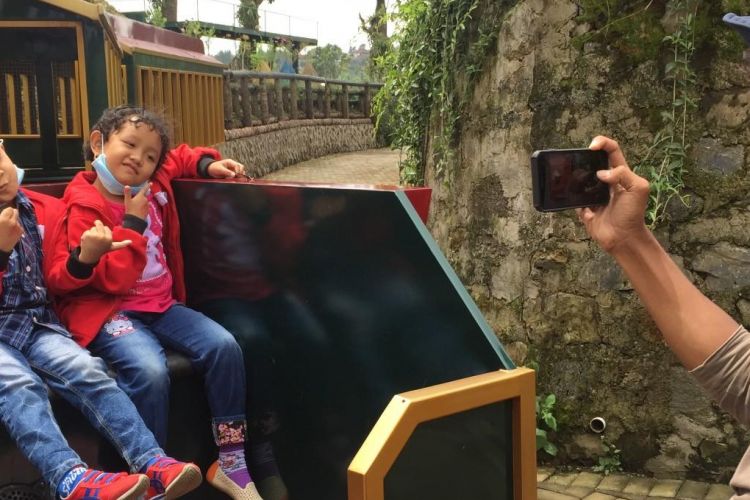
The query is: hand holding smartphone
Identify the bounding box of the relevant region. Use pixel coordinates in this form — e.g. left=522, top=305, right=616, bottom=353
left=531, top=148, right=610, bottom=212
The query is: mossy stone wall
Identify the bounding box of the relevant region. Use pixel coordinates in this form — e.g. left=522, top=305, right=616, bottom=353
left=425, top=0, right=750, bottom=480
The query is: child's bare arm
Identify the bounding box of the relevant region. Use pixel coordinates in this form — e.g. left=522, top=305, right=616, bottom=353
left=206, top=158, right=245, bottom=178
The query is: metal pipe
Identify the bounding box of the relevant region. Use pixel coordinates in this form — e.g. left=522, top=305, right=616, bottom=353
left=589, top=417, right=606, bottom=433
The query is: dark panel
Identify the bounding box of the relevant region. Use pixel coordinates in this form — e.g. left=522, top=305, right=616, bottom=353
left=385, top=401, right=514, bottom=500
left=174, top=180, right=513, bottom=500
left=0, top=28, right=76, bottom=60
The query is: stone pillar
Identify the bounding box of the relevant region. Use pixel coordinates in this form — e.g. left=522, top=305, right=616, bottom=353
left=290, top=79, right=298, bottom=119
left=240, top=76, right=252, bottom=127
left=304, top=79, right=313, bottom=119
left=223, top=73, right=233, bottom=129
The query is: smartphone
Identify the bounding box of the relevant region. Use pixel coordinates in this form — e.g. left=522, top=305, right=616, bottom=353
left=531, top=148, right=610, bottom=212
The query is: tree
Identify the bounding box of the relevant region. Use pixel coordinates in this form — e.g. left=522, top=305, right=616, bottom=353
left=234, top=1, right=276, bottom=70
left=214, top=50, right=235, bottom=65
left=360, top=0, right=388, bottom=80
left=306, top=44, right=349, bottom=79
left=236, top=0, right=276, bottom=30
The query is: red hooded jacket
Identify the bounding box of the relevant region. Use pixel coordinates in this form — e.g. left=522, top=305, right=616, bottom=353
left=0, top=189, right=67, bottom=296
left=46, top=144, right=220, bottom=346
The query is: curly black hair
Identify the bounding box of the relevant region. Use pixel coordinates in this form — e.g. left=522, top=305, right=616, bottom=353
left=83, top=105, right=172, bottom=171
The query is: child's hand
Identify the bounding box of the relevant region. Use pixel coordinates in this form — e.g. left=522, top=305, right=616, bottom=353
left=0, top=206, right=23, bottom=253
left=78, top=220, right=132, bottom=265
left=207, top=159, right=245, bottom=178
left=124, top=184, right=150, bottom=220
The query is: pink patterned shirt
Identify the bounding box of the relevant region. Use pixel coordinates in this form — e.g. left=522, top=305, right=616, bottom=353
left=106, top=197, right=176, bottom=312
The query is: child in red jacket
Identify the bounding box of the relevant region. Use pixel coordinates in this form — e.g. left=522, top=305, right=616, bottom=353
left=47, top=105, right=262, bottom=500
left=0, top=140, right=201, bottom=500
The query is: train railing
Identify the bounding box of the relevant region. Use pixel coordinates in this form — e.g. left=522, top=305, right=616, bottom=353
left=223, top=70, right=383, bottom=129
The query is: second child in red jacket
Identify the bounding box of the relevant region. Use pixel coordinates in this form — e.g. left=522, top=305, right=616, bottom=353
left=47, top=105, right=263, bottom=500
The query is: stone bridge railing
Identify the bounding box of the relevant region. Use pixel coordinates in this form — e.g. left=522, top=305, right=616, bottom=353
left=219, top=71, right=385, bottom=178
left=223, top=71, right=383, bottom=128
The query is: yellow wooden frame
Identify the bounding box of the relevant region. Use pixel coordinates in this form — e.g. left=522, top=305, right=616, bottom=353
left=0, top=21, right=90, bottom=139
left=38, top=0, right=100, bottom=21
left=348, top=368, right=537, bottom=500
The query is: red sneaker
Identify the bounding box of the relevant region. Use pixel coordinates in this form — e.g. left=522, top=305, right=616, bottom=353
left=60, top=470, right=148, bottom=500
left=143, top=457, right=202, bottom=499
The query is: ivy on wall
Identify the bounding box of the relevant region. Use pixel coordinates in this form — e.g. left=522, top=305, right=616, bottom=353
left=573, top=0, right=749, bottom=226
left=373, top=0, right=512, bottom=186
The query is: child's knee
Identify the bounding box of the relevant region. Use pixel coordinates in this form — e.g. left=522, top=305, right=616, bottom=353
left=130, top=357, right=169, bottom=389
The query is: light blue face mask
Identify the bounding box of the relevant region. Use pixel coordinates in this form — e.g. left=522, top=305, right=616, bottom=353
left=14, top=165, right=24, bottom=185
left=92, top=151, right=148, bottom=196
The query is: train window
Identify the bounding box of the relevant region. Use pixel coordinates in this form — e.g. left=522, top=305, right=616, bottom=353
left=52, top=61, right=81, bottom=137
left=0, top=60, right=41, bottom=136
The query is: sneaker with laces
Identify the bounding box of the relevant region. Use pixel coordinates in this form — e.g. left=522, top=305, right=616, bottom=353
left=59, top=469, right=149, bottom=500
left=142, top=457, right=202, bottom=499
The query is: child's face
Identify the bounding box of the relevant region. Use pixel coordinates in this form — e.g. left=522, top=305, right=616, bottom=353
left=93, top=117, right=163, bottom=188
left=0, top=142, right=19, bottom=204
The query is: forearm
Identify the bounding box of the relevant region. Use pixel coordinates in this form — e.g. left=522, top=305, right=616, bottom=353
left=611, top=228, right=739, bottom=370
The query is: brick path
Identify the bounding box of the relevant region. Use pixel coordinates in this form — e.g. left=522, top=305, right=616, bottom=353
left=265, top=149, right=735, bottom=500
left=537, top=468, right=733, bottom=499
left=260, top=148, right=402, bottom=185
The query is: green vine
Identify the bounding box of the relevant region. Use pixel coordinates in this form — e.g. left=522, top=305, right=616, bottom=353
left=592, top=437, right=623, bottom=475
left=374, top=0, right=505, bottom=185
left=635, top=2, right=698, bottom=227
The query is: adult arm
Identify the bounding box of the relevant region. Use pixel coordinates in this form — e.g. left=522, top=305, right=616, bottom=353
left=579, top=136, right=738, bottom=370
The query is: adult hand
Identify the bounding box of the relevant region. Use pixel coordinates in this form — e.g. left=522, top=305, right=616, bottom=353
left=0, top=207, right=22, bottom=253
left=577, top=136, right=651, bottom=254
left=207, top=159, right=245, bottom=178
left=78, top=220, right=132, bottom=265
left=124, top=184, right=150, bottom=220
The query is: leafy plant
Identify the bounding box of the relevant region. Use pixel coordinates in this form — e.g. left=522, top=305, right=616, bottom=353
left=536, top=393, right=558, bottom=457
left=373, top=0, right=507, bottom=185
left=634, top=1, right=698, bottom=227
left=145, top=4, right=167, bottom=27
left=593, top=437, right=622, bottom=474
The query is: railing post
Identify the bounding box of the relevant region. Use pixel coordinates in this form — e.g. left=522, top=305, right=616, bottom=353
left=230, top=82, right=241, bottom=130
left=341, top=83, right=349, bottom=119
left=223, top=73, right=233, bottom=129
left=304, top=79, right=313, bottom=119
left=289, top=79, right=298, bottom=119
left=323, top=83, right=331, bottom=118
left=240, top=76, right=252, bottom=127
left=275, top=78, right=285, bottom=121
left=363, top=84, right=371, bottom=117
left=259, top=76, right=269, bottom=124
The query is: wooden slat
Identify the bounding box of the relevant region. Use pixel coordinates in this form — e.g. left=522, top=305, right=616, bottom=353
left=164, top=71, right=174, bottom=123
left=120, top=65, right=128, bottom=105
left=58, top=76, right=68, bottom=134
left=72, top=61, right=81, bottom=134
left=20, top=74, right=31, bottom=134
left=174, top=72, right=184, bottom=145
left=6, top=74, right=17, bottom=134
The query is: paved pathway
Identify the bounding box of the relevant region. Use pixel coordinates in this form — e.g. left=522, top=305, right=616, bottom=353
left=264, top=149, right=735, bottom=500
left=260, top=148, right=402, bottom=185
left=538, top=468, right=733, bottom=500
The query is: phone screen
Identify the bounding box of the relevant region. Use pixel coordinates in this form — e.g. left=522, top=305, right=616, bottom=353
left=532, top=149, right=609, bottom=212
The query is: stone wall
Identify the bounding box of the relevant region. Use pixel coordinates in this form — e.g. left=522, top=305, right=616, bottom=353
left=217, top=118, right=378, bottom=178
left=424, top=0, right=750, bottom=481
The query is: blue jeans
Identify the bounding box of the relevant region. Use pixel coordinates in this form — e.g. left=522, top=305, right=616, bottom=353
left=89, top=304, right=247, bottom=446
left=0, top=327, right=163, bottom=489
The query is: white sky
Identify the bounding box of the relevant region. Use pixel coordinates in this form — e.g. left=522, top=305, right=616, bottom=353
left=108, top=0, right=384, bottom=54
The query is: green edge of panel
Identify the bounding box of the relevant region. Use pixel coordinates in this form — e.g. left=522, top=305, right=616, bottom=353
left=393, top=190, right=516, bottom=369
